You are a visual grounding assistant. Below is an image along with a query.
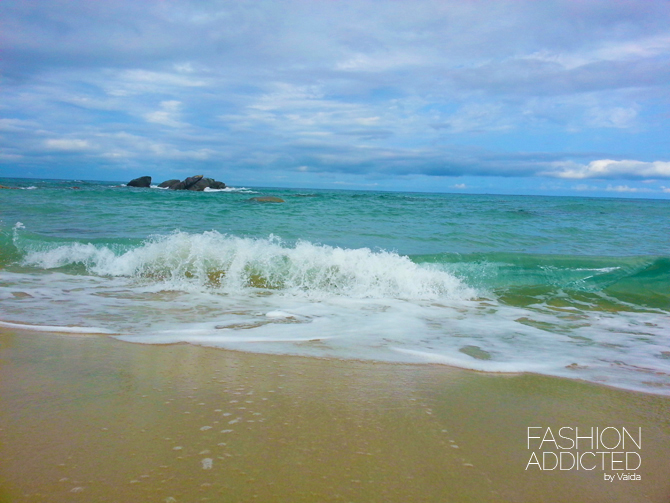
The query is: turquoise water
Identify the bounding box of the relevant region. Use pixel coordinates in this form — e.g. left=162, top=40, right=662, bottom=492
left=1, top=177, right=669, bottom=394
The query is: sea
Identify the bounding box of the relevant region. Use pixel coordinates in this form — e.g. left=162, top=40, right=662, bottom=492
left=1, top=177, right=669, bottom=395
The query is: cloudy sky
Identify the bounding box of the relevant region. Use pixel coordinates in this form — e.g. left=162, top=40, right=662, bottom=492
left=2, top=0, right=670, bottom=197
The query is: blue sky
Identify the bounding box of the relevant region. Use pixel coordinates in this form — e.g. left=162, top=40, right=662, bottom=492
left=1, top=0, right=670, bottom=198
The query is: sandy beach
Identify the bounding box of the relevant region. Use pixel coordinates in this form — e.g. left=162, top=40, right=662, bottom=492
left=1, top=328, right=669, bottom=503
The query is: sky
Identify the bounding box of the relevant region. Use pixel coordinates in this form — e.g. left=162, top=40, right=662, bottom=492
left=1, top=0, right=670, bottom=198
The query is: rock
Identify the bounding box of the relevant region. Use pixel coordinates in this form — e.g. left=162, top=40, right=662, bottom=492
left=0, top=185, right=18, bottom=189
left=209, top=181, right=226, bottom=189
left=167, top=175, right=227, bottom=191
left=187, top=178, right=227, bottom=191
left=188, top=177, right=215, bottom=191
left=121, top=174, right=227, bottom=191
left=158, top=179, right=180, bottom=188
left=127, top=176, right=152, bottom=188
left=183, top=175, right=204, bottom=188
left=169, top=181, right=187, bottom=190
left=249, top=196, right=285, bottom=203
left=170, top=175, right=203, bottom=190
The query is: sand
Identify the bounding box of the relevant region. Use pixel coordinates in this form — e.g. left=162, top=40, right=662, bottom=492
left=1, top=328, right=669, bottom=502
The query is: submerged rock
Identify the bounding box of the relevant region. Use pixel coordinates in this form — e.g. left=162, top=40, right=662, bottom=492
left=127, top=176, right=152, bottom=188
left=249, top=196, right=285, bottom=203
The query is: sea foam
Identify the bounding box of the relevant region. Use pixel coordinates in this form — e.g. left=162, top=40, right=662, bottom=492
left=19, top=231, right=475, bottom=300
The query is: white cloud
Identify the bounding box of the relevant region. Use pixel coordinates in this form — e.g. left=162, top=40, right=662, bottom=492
left=0, top=118, right=38, bottom=132
left=145, top=100, right=187, bottom=127
left=572, top=184, right=598, bottom=191
left=543, top=159, right=670, bottom=179
left=452, top=183, right=467, bottom=189
left=335, top=52, right=426, bottom=72
left=605, top=185, right=651, bottom=193
left=106, top=70, right=207, bottom=97
left=44, top=139, right=92, bottom=151
left=436, top=103, right=512, bottom=133
left=585, top=106, right=637, bottom=129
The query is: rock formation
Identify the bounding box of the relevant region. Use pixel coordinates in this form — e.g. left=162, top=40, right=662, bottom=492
left=157, top=179, right=180, bottom=188
left=128, top=174, right=227, bottom=191
left=159, top=175, right=226, bottom=191
left=127, top=176, right=152, bottom=187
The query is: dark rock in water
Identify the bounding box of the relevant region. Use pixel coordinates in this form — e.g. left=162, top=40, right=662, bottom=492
left=188, top=177, right=226, bottom=191
left=209, top=181, right=226, bottom=189
left=170, top=174, right=203, bottom=190
left=167, top=175, right=227, bottom=191
left=127, top=176, right=152, bottom=188
left=0, top=185, right=18, bottom=189
left=158, top=179, right=180, bottom=188
left=249, top=196, right=285, bottom=203
left=183, top=174, right=203, bottom=188
left=169, top=181, right=187, bottom=190
left=189, top=177, right=214, bottom=191
left=188, top=178, right=227, bottom=191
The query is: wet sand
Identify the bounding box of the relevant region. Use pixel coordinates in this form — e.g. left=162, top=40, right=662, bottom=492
left=1, top=328, right=669, bottom=502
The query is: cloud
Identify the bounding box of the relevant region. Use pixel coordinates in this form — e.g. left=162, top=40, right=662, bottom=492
left=44, top=139, right=92, bottom=151
left=543, top=159, right=670, bottom=179
left=145, top=100, right=187, bottom=128
left=584, top=106, right=638, bottom=129
left=605, top=185, right=652, bottom=193
left=572, top=184, right=599, bottom=192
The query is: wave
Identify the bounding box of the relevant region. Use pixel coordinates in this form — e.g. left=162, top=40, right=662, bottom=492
left=149, top=186, right=258, bottom=193
left=204, top=186, right=257, bottom=193
left=10, top=225, right=669, bottom=309
left=416, top=252, right=670, bottom=310
left=16, top=230, right=475, bottom=301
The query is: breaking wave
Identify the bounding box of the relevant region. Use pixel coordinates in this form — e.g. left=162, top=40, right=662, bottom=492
left=17, top=230, right=475, bottom=300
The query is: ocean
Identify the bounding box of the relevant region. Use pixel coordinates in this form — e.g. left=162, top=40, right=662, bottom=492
left=1, top=177, right=669, bottom=395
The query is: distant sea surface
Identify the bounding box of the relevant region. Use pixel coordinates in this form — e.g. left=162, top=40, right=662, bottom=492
left=1, top=177, right=669, bottom=394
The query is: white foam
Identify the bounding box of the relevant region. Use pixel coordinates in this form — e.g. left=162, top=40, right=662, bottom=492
left=0, top=320, right=116, bottom=334
left=19, top=231, right=475, bottom=301
left=204, top=186, right=257, bottom=193
left=391, top=348, right=553, bottom=373
left=265, top=311, right=295, bottom=319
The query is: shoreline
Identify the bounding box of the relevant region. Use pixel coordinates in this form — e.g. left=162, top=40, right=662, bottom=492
left=4, top=319, right=668, bottom=399
left=1, top=328, right=669, bottom=502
